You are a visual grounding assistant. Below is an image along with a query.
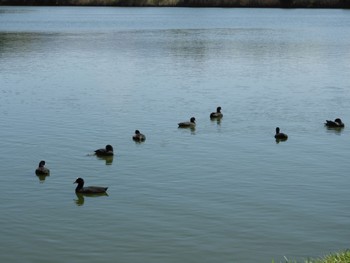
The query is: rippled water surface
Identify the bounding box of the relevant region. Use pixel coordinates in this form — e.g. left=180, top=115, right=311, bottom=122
left=1, top=6, right=350, bottom=263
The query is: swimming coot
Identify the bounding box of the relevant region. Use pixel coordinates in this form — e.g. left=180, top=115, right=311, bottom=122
left=132, top=130, right=146, bottom=142
left=95, top=145, right=114, bottom=156
left=325, top=118, right=344, bottom=128
left=35, top=160, right=50, bottom=176
left=274, top=127, right=288, bottom=140
left=178, top=117, right=196, bottom=128
left=74, top=178, right=108, bottom=194
left=210, top=106, right=223, bottom=119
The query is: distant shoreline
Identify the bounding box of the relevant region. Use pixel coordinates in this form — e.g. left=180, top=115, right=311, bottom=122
left=1, top=0, right=350, bottom=8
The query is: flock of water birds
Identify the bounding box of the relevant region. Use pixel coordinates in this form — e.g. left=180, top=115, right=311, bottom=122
left=34, top=106, right=345, bottom=195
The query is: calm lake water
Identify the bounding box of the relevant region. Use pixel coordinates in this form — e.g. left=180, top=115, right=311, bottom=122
left=1, top=6, right=350, bottom=263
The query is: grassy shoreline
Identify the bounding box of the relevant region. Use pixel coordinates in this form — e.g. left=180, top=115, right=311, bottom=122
left=274, top=250, right=350, bottom=263
left=307, top=250, right=350, bottom=263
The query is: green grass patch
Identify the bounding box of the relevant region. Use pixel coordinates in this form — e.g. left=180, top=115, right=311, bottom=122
left=306, top=250, right=350, bottom=263
left=273, top=250, right=350, bottom=263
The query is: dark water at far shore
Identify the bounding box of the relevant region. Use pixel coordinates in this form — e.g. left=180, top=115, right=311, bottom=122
left=0, top=0, right=349, bottom=8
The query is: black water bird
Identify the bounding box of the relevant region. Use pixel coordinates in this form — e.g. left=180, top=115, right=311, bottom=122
left=35, top=160, right=50, bottom=176
left=210, top=106, right=223, bottom=119
left=74, top=178, right=108, bottom=194
left=95, top=144, right=114, bottom=156
left=133, top=130, right=146, bottom=142
left=178, top=117, right=196, bottom=128
left=274, top=127, right=288, bottom=140
left=325, top=118, right=344, bottom=128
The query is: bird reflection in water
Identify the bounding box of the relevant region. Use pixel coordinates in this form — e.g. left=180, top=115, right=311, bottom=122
left=36, top=173, right=49, bottom=183
left=275, top=137, right=288, bottom=144
left=325, top=126, right=344, bottom=135
left=96, top=155, right=114, bottom=165
left=74, top=192, right=109, bottom=206
left=210, top=117, right=222, bottom=125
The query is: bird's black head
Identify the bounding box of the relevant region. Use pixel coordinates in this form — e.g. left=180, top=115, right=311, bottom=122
left=74, top=178, right=84, bottom=185
left=335, top=118, right=342, bottom=124
left=105, top=145, right=114, bottom=152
